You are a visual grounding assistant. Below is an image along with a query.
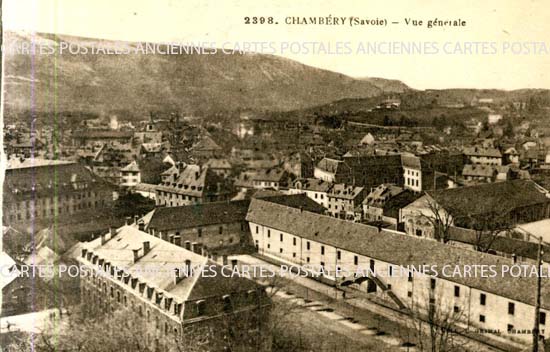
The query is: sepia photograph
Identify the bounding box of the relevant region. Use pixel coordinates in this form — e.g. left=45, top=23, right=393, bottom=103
left=1, top=0, right=550, bottom=351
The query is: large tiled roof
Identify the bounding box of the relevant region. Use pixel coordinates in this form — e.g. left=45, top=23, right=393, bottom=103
left=246, top=198, right=550, bottom=309
left=146, top=194, right=325, bottom=232
left=327, top=183, right=365, bottom=200
left=146, top=200, right=251, bottom=231
left=4, top=160, right=112, bottom=201
left=81, top=226, right=258, bottom=304
left=463, top=146, right=502, bottom=158
left=157, top=164, right=228, bottom=197
left=316, top=158, right=348, bottom=174
left=427, top=180, right=550, bottom=219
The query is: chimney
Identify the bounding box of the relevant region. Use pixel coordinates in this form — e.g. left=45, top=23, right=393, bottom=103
left=125, top=217, right=132, bottom=226
left=143, top=241, right=151, bottom=255
left=174, top=268, right=184, bottom=285
left=138, top=222, right=145, bottom=231
left=185, top=259, right=192, bottom=277
left=133, top=249, right=140, bottom=263
left=101, top=233, right=107, bottom=245
left=169, top=234, right=174, bottom=244
left=134, top=215, right=139, bottom=224
left=192, top=242, right=203, bottom=255
left=109, top=226, right=116, bottom=238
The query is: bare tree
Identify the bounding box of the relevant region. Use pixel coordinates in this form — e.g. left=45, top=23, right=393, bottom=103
left=465, top=213, right=514, bottom=253
left=421, top=198, right=455, bottom=243
left=406, top=291, right=469, bottom=352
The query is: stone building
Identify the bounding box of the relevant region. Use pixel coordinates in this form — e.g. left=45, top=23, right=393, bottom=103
left=247, top=198, right=550, bottom=347
left=78, top=225, right=271, bottom=351
left=2, top=159, right=115, bottom=226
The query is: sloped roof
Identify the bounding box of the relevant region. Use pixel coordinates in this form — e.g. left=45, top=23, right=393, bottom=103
left=291, top=178, right=333, bottom=192
left=427, top=180, right=550, bottom=219
left=316, top=158, right=347, bottom=174
left=192, top=135, right=222, bottom=151
left=81, top=226, right=259, bottom=305
left=463, top=146, right=502, bottom=158
left=328, top=183, right=365, bottom=200
left=121, top=160, right=140, bottom=172
left=246, top=198, right=550, bottom=309
left=401, top=155, right=422, bottom=170
left=146, top=200, right=251, bottom=231
left=252, top=168, right=290, bottom=182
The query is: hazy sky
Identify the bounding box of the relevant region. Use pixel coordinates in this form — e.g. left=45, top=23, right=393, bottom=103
left=3, top=0, right=550, bottom=89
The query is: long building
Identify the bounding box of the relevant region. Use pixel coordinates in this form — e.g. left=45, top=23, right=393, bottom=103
left=2, top=159, right=115, bottom=226
left=78, top=225, right=271, bottom=351
left=246, top=198, right=550, bottom=346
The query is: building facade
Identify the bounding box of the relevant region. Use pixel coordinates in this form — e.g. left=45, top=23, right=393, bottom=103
left=78, top=225, right=271, bottom=352
left=246, top=198, right=550, bottom=347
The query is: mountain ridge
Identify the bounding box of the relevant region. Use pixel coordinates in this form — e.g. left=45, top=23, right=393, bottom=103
left=3, top=31, right=409, bottom=118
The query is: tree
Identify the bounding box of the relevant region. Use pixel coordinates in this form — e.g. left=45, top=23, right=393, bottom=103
left=421, top=198, right=455, bottom=244
left=406, top=292, right=469, bottom=352
left=465, top=213, right=514, bottom=253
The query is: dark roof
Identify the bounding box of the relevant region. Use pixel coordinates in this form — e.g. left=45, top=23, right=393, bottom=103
left=448, top=226, right=550, bottom=262
left=427, top=180, right=550, bottom=219
left=147, top=200, right=251, bottom=231
left=147, top=194, right=325, bottom=232
left=4, top=161, right=113, bottom=202
left=258, top=193, right=326, bottom=214
left=246, top=198, right=550, bottom=309
left=73, top=130, right=133, bottom=139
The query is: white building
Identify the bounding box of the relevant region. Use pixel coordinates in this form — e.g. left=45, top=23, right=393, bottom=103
left=246, top=198, right=550, bottom=347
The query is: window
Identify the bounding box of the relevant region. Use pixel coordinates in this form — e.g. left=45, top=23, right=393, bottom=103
left=267, top=230, right=271, bottom=238
left=321, top=246, right=325, bottom=255
left=479, top=315, right=485, bottom=323
left=219, top=226, right=223, bottom=234
left=337, top=251, right=341, bottom=260
left=480, top=293, right=486, bottom=306
left=507, top=324, right=514, bottom=332
left=454, top=286, right=460, bottom=297
left=389, top=266, right=393, bottom=277
left=453, top=306, right=460, bottom=313
left=541, top=312, right=547, bottom=325
left=198, top=228, right=202, bottom=237
left=430, top=278, right=436, bottom=290
left=306, top=257, right=310, bottom=263
left=293, top=238, right=297, bottom=246
left=255, top=226, right=259, bottom=234
left=354, top=256, right=358, bottom=265
left=293, top=252, right=296, bottom=258
left=279, top=248, right=283, bottom=254
left=307, top=242, right=310, bottom=250
left=415, top=229, right=422, bottom=237
left=280, top=233, right=283, bottom=242
left=508, top=302, right=515, bottom=315
left=408, top=272, right=413, bottom=282
left=407, top=291, right=412, bottom=297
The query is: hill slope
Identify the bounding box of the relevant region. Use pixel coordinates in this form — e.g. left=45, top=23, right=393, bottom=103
left=3, top=31, right=409, bottom=117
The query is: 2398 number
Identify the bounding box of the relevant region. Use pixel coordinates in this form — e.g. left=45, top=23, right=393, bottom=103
left=244, top=17, right=275, bottom=24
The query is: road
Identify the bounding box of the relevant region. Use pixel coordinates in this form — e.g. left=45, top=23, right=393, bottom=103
left=233, top=254, right=520, bottom=352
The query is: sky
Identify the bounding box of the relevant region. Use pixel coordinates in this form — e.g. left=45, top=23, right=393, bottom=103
left=3, top=0, right=550, bottom=90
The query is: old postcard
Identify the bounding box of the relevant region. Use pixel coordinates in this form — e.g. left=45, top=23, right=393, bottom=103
left=1, top=1, right=550, bottom=351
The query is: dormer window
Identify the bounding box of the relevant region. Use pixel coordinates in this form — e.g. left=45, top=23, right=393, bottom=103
left=222, top=295, right=232, bottom=312
left=196, top=300, right=206, bottom=316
